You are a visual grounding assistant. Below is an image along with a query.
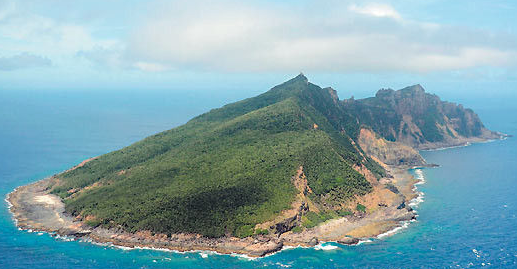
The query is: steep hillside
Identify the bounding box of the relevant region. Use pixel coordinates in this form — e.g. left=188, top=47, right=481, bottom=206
left=50, top=74, right=384, bottom=238
left=343, top=84, right=500, bottom=149
left=357, top=128, right=425, bottom=167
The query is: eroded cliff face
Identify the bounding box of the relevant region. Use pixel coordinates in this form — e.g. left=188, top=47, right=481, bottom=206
left=343, top=84, right=501, bottom=149
left=357, top=128, right=425, bottom=167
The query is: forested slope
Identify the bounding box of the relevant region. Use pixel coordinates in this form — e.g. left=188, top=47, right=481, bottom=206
left=51, top=74, right=383, bottom=237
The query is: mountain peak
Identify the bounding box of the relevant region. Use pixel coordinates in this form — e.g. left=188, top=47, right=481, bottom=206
left=276, top=73, right=309, bottom=89
left=400, top=84, right=425, bottom=93
left=293, top=72, right=308, bottom=83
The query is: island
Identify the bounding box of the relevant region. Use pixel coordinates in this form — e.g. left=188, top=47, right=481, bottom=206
left=7, top=74, right=505, bottom=257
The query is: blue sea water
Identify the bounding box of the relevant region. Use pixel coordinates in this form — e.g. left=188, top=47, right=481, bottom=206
left=0, top=89, right=516, bottom=269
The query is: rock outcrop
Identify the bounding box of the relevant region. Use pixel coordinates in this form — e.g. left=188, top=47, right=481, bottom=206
left=358, top=128, right=425, bottom=166
left=344, top=84, right=502, bottom=149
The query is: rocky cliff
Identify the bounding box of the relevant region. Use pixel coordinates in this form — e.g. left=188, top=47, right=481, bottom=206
left=343, top=84, right=501, bottom=149
left=357, top=128, right=426, bottom=167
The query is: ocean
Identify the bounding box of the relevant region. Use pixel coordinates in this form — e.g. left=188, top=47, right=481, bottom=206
left=0, top=89, right=516, bottom=269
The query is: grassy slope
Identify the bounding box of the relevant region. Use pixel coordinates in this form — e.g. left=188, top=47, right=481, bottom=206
left=52, top=75, right=381, bottom=237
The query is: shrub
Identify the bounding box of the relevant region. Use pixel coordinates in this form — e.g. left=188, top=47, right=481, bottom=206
left=338, top=209, right=353, bottom=217
left=291, top=226, right=302, bottom=233
left=85, top=219, right=102, bottom=228
left=356, top=203, right=366, bottom=213
left=302, top=211, right=335, bottom=228
left=254, top=228, right=269, bottom=236
left=235, top=225, right=254, bottom=238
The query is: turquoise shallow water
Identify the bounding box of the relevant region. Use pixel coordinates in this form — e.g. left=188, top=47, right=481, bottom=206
left=0, top=90, right=516, bottom=268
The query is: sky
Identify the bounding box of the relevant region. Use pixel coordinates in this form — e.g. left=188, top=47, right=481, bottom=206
left=1, top=0, right=516, bottom=99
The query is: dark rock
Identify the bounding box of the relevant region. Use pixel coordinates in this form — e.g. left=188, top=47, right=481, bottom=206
left=274, top=215, right=297, bottom=234
left=308, top=237, right=319, bottom=246
left=385, top=183, right=400, bottom=194
left=274, top=202, right=308, bottom=235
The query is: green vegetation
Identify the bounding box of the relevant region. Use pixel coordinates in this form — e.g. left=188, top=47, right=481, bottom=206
left=84, top=219, right=102, bottom=228
left=51, top=74, right=383, bottom=238
left=235, top=225, right=255, bottom=238
left=337, top=209, right=353, bottom=217
left=291, top=226, right=303, bottom=233
left=302, top=211, right=337, bottom=228
left=254, top=228, right=269, bottom=236
left=356, top=203, right=366, bottom=213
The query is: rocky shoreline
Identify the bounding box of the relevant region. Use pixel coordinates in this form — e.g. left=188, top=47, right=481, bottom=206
left=6, top=167, right=418, bottom=257
left=7, top=136, right=505, bottom=257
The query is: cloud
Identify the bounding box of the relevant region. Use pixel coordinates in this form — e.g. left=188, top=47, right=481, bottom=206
left=348, top=3, right=401, bottom=20
left=0, top=53, right=51, bottom=70
left=0, top=0, right=122, bottom=69
left=123, top=0, right=517, bottom=73
left=2, top=0, right=516, bottom=75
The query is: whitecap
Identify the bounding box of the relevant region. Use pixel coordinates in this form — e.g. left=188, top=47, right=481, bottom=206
left=409, top=192, right=425, bottom=208
left=414, top=169, right=425, bottom=181
left=229, top=252, right=258, bottom=260
left=314, top=243, right=339, bottom=251
left=275, top=262, right=292, bottom=268
left=114, top=245, right=133, bottom=251
left=133, top=246, right=173, bottom=253
left=4, top=196, right=13, bottom=209
left=377, top=221, right=410, bottom=239
left=356, top=239, right=372, bottom=245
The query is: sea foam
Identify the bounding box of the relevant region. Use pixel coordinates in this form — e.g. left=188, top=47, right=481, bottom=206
left=377, top=221, right=411, bottom=239
left=314, top=243, right=339, bottom=251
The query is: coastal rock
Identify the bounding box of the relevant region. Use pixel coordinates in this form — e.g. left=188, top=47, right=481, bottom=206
left=393, top=210, right=417, bottom=222
left=272, top=202, right=308, bottom=235
left=308, top=237, right=319, bottom=246
left=337, top=236, right=359, bottom=245
left=57, top=228, right=91, bottom=237
left=274, top=215, right=298, bottom=234
left=245, top=240, right=284, bottom=257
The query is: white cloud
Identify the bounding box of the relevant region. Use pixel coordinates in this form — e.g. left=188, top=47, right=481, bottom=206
left=348, top=3, right=401, bottom=20
left=1, top=0, right=516, bottom=75
left=123, top=0, right=517, bottom=73
left=0, top=0, right=121, bottom=67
